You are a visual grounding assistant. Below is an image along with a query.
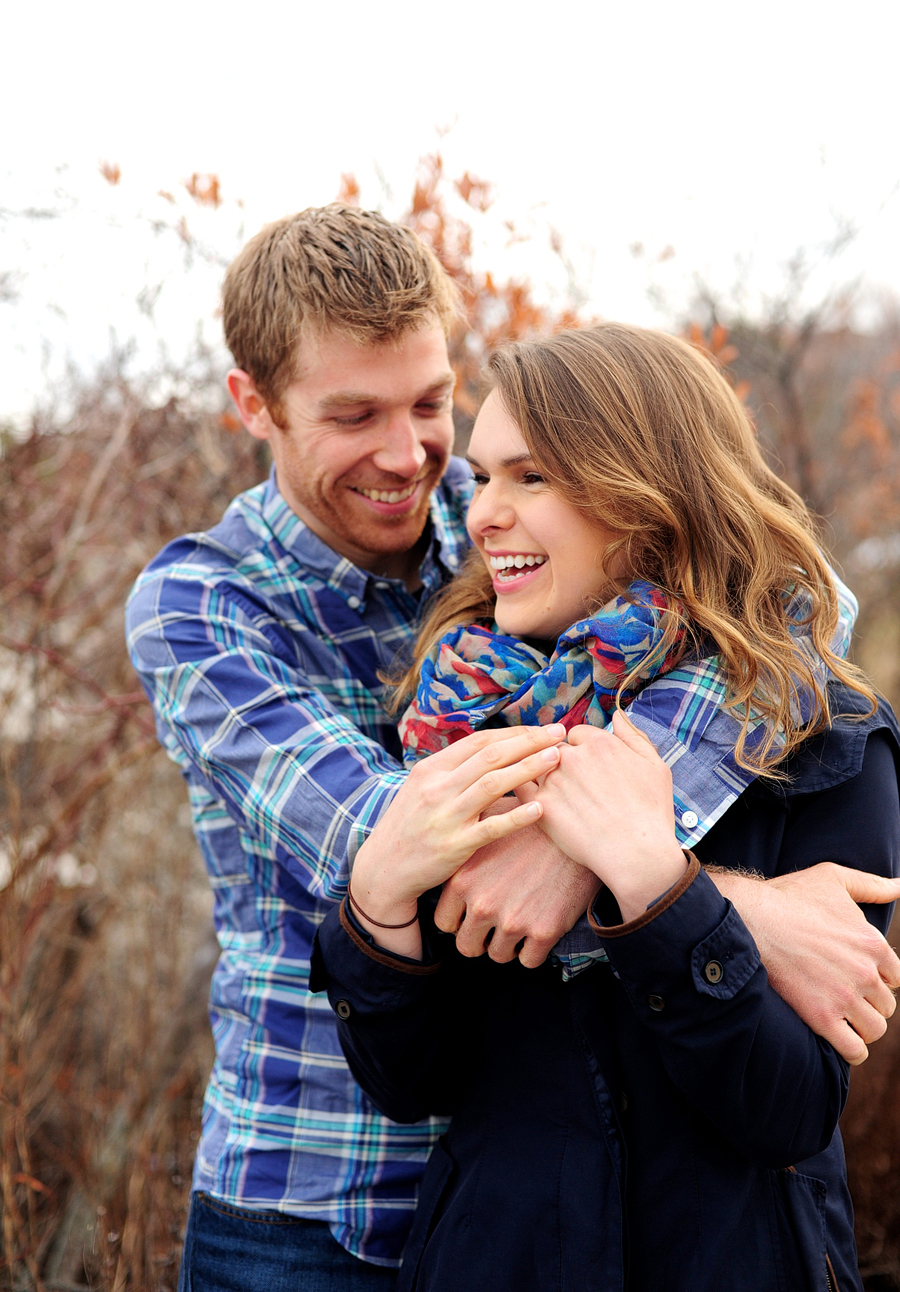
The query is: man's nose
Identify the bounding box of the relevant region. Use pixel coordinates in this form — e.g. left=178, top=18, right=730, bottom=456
left=372, top=415, right=428, bottom=478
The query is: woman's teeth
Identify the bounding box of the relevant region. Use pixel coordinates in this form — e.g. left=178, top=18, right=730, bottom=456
left=489, top=554, right=547, bottom=570
left=490, top=554, right=547, bottom=580
left=356, top=483, right=417, bottom=504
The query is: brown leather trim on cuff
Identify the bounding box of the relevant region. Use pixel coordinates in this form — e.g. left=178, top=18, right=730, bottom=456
left=338, top=900, right=442, bottom=975
left=586, top=853, right=701, bottom=939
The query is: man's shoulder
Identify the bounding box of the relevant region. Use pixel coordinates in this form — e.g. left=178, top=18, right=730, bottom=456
left=125, top=479, right=279, bottom=629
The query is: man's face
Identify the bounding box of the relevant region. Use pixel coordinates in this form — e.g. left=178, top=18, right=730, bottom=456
left=253, top=324, right=455, bottom=583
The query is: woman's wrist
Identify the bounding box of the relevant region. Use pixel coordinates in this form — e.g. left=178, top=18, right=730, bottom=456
left=350, top=837, right=424, bottom=916
left=602, top=843, right=690, bottom=923
left=347, top=881, right=420, bottom=930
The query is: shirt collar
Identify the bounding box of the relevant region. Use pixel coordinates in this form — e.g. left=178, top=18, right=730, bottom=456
left=259, top=466, right=467, bottom=608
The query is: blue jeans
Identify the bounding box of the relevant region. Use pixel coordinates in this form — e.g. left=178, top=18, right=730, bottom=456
left=178, top=1192, right=398, bottom=1292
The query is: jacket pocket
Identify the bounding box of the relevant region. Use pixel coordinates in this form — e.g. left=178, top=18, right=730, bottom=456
left=769, top=1167, right=834, bottom=1292
left=397, top=1140, right=455, bottom=1292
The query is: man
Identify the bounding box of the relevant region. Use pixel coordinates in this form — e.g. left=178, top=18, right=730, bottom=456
left=127, top=205, right=900, bottom=1292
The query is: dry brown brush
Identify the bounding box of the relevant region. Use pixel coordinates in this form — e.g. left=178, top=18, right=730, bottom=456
left=2, top=161, right=900, bottom=1290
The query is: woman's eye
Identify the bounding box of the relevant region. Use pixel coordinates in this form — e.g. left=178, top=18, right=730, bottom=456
left=522, top=472, right=545, bottom=485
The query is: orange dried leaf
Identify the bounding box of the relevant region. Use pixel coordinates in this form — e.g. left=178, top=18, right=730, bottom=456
left=337, top=173, right=361, bottom=204
left=99, top=161, right=121, bottom=186
left=185, top=173, right=221, bottom=208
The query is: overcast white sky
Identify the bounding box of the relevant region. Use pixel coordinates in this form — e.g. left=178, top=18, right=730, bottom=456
left=2, top=0, right=900, bottom=422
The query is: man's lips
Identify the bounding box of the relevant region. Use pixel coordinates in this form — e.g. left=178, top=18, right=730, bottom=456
left=350, top=478, right=425, bottom=513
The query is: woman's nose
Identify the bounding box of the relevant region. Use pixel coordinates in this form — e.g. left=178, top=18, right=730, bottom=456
left=466, top=480, right=515, bottom=537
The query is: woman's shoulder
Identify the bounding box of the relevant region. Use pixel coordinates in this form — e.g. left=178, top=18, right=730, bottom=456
left=775, top=681, right=900, bottom=797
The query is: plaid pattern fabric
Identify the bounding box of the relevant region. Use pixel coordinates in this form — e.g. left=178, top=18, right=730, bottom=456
left=126, top=459, right=859, bottom=1262
left=126, top=463, right=472, bottom=1266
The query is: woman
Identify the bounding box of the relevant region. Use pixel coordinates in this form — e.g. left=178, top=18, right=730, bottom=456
left=312, top=325, right=900, bottom=1292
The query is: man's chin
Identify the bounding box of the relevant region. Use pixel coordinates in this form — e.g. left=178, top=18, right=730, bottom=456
left=330, top=496, right=431, bottom=557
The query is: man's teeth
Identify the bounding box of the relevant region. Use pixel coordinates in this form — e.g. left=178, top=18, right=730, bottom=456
left=489, top=554, right=547, bottom=570
left=356, top=483, right=417, bottom=504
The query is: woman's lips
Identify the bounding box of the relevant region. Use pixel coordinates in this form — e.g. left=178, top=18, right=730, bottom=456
left=490, top=559, right=548, bottom=595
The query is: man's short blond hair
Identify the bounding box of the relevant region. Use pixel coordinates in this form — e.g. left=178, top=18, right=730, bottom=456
left=222, top=205, right=458, bottom=419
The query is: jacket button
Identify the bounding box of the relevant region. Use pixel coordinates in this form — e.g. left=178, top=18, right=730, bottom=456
left=647, top=994, right=666, bottom=1012
left=619, top=1093, right=629, bottom=1113
left=703, top=960, right=724, bottom=984
left=335, top=1000, right=352, bottom=1020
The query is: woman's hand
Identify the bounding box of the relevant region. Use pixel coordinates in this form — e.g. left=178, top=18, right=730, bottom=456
left=349, top=724, right=567, bottom=954
left=521, top=711, right=686, bottom=923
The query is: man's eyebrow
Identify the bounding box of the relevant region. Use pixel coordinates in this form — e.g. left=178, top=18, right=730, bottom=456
left=466, top=452, right=535, bottom=470
left=318, top=373, right=456, bottom=412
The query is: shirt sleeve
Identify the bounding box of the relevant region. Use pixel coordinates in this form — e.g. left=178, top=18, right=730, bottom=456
left=126, top=568, right=407, bottom=902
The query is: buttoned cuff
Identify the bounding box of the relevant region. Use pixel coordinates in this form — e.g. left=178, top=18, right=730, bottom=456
left=593, top=864, right=762, bottom=1023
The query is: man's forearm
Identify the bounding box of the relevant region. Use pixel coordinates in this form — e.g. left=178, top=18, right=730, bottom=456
left=706, top=864, right=900, bottom=1065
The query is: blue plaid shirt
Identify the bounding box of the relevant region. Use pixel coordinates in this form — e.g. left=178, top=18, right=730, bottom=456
left=126, top=461, right=857, bottom=1266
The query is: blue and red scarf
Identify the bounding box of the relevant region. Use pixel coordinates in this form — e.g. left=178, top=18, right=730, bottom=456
left=400, top=581, right=686, bottom=764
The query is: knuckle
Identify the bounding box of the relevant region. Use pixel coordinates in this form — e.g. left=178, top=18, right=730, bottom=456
left=480, top=771, right=502, bottom=799
left=488, top=942, right=515, bottom=963
left=497, top=917, right=525, bottom=940
left=859, top=924, right=885, bottom=954
left=871, top=1015, right=889, bottom=1042
left=531, top=923, right=560, bottom=945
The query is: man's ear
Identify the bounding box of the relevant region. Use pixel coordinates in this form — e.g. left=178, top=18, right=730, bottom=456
left=226, top=369, right=276, bottom=441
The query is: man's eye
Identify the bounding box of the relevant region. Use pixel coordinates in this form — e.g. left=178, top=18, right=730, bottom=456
left=416, top=399, right=449, bottom=415
left=522, top=472, right=545, bottom=485
left=471, top=473, right=489, bottom=486
left=333, top=412, right=372, bottom=427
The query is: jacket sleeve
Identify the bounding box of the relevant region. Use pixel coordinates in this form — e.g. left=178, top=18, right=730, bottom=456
left=596, top=728, right=900, bottom=1168
left=125, top=568, right=406, bottom=901
left=310, top=900, right=464, bottom=1124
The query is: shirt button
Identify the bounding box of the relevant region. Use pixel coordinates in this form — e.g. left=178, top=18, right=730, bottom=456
left=703, top=960, right=724, bottom=985
left=335, top=1000, right=352, bottom=1020
left=647, top=994, right=666, bottom=1012
left=347, top=596, right=362, bottom=611
left=681, top=810, right=699, bottom=830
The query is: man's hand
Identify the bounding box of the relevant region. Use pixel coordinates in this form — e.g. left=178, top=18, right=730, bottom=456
left=710, top=863, right=900, bottom=1065
left=434, top=821, right=600, bottom=969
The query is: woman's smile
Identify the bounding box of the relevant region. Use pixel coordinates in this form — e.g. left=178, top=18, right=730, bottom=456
left=489, top=551, right=549, bottom=592
left=466, top=391, right=618, bottom=640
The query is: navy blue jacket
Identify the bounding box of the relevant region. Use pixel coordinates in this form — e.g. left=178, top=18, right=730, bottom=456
left=312, top=690, right=900, bottom=1292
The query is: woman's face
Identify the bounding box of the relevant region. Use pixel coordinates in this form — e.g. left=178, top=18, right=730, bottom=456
left=466, top=391, right=619, bottom=642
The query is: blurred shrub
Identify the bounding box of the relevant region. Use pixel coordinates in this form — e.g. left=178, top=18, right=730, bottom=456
left=2, top=159, right=900, bottom=1290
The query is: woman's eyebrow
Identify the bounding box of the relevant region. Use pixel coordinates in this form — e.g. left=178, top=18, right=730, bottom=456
left=466, top=452, right=535, bottom=469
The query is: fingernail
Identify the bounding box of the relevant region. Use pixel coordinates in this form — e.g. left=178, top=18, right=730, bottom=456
left=545, top=723, right=566, bottom=737
left=541, top=746, right=560, bottom=763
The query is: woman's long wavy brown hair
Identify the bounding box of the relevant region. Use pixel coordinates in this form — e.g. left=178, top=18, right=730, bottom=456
left=395, top=323, right=874, bottom=772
